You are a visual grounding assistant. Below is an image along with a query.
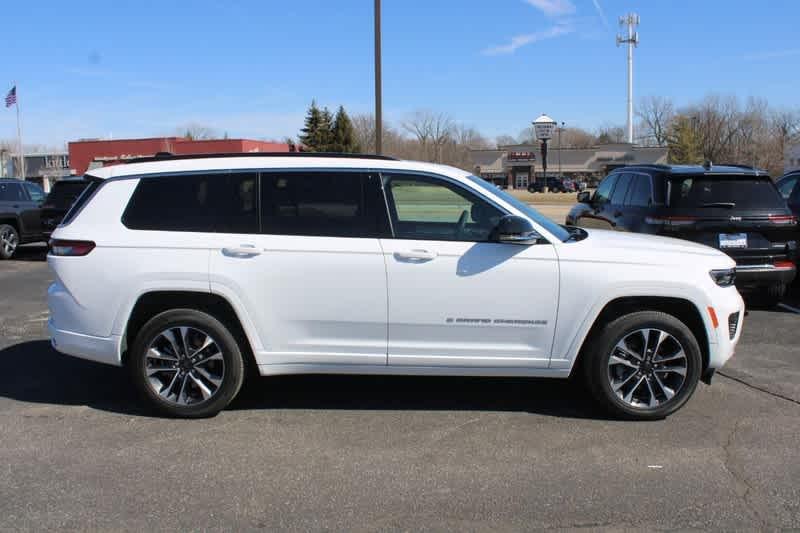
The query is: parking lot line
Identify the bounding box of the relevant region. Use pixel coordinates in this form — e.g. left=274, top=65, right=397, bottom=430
left=777, top=303, right=800, bottom=315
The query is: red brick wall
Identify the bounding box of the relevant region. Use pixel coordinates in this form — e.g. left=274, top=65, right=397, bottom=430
left=69, top=137, right=291, bottom=174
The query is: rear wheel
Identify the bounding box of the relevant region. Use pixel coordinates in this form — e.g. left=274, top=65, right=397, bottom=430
left=583, top=311, right=702, bottom=420
left=0, top=224, right=19, bottom=259
left=129, top=309, right=245, bottom=418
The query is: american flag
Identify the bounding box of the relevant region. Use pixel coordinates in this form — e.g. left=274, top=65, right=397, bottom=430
left=5, top=86, right=16, bottom=108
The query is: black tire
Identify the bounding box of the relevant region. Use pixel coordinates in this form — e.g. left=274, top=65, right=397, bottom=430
left=129, top=309, right=245, bottom=418
left=0, top=223, right=19, bottom=260
left=582, top=311, right=702, bottom=420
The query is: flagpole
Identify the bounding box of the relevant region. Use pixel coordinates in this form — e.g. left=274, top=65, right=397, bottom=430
left=14, top=82, right=25, bottom=180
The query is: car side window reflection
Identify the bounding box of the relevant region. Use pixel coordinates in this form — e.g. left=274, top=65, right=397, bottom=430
left=593, top=174, right=618, bottom=206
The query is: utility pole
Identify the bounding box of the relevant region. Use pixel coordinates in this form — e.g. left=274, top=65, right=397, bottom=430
left=374, top=0, right=383, bottom=155
left=616, top=14, right=639, bottom=144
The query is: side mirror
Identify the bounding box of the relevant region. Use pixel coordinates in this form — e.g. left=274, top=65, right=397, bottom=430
left=577, top=190, right=592, bottom=204
left=491, top=215, right=541, bottom=245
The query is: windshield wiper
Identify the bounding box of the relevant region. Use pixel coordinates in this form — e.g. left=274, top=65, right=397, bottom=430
left=699, top=202, right=736, bottom=208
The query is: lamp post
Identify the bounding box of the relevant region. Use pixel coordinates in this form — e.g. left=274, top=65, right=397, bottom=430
left=533, top=114, right=556, bottom=192
left=374, top=0, right=382, bottom=155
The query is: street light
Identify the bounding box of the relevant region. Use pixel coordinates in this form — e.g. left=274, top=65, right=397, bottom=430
left=374, top=0, right=382, bottom=155
left=533, top=114, right=556, bottom=192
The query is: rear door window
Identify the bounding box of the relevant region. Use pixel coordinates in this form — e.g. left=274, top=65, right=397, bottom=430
left=122, top=173, right=258, bottom=233
left=260, top=171, right=389, bottom=238
left=626, top=174, right=652, bottom=207
left=669, top=175, right=786, bottom=209
left=23, top=182, right=45, bottom=202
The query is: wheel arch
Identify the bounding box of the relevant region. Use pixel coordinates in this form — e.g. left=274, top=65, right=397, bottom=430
left=121, top=290, right=257, bottom=371
left=572, top=296, right=710, bottom=378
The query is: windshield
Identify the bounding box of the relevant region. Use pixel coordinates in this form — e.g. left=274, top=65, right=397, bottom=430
left=467, top=175, right=571, bottom=242
left=668, top=175, right=785, bottom=209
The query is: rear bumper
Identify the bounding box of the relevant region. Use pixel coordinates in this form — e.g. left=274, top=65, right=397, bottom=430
left=48, top=319, right=122, bottom=366
left=734, top=264, right=796, bottom=287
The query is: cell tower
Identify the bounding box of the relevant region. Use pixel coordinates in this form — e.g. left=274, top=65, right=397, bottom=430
left=616, top=13, right=639, bottom=144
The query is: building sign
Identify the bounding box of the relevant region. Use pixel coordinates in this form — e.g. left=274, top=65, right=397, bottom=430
left=507, top=151, right=536, bottom=161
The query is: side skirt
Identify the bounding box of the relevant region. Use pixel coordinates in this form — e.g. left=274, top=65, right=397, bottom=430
left=257, top=363, right=572, bottom=379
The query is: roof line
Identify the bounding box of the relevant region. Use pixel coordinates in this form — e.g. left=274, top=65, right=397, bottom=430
left=127, top=152, right=399, bottom=164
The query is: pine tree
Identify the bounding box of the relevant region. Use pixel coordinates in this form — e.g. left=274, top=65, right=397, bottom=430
left=331, top=106, right=361, bottom=153
left=318, top=107, right=334, bottom=152
left=298, top=101, right=325, bottom=151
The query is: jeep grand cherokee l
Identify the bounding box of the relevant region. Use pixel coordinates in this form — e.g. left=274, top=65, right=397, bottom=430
left=567, top=164, right=797, bottom=305
left=47, top=153, right=744, bottom=419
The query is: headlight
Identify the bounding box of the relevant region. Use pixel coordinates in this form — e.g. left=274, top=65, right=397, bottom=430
left=709, top=268, right=736, bottom=287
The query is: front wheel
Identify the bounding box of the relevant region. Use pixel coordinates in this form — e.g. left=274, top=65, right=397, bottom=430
left=582, top=311, right=702, bottom=420
left=129, top=309, right=245, bottom=418
left=0, top=224, right=19, bottom=259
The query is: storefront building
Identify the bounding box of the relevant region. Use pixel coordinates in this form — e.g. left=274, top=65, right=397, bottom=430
left=470, top=143, right=668, bottom=189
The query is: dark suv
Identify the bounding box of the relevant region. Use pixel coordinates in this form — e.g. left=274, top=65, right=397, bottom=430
left=528, top=177, right=571, bottom=193
left=0, top=178, right=46, bottom=259
left=566, top=164, right=797, bottom=304
left=40, top=177, right=92, bottom=237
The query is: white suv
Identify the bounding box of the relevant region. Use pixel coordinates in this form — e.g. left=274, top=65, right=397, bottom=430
left=47, top=154, right=744, bottom=419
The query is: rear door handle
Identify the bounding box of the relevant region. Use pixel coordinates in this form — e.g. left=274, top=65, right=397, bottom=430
left=394, top=249, right=438, bottom=261
left=222, top=244, right=261, bottom=257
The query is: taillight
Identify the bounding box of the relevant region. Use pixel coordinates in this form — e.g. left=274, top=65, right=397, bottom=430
left=48, top=239, right=95, bottom=256
left=645, top=216, right=697, bottom=227
left=768, top=214, right=797, bottom=225
left=774, top=260, right=795, bottom=269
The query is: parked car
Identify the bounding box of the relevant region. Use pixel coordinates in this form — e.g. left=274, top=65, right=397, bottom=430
left=776, top=170, right=800, bottom=200
left=0, top=178, right=46, bottom=259
left=48, top=153, right=743, bottom=419
left=40, top=177, right=92, bottom=237
left=528, top=177, right=570, bottom=193
left=566, top=164, right=797, bottom=305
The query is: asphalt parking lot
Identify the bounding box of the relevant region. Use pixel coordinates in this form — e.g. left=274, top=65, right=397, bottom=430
left=1, top=245, right=799, bottom=531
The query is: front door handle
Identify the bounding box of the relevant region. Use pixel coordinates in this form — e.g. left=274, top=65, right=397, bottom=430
left=222, top=244, right=261, bottom=257
left=394, top=249, right=438, bottom=261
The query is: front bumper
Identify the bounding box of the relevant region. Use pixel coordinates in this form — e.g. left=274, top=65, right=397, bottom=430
left=706, top=287, right=745, bottom=371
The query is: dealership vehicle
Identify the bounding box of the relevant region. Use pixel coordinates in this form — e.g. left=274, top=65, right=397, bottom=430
left=567, top=164, right=797, bottom=305
left=48, top=154, right=744, bottom=419
left=0, top=178, right=46, bottom=259
left=528, top=176, right=571, bottom=193
left=40, top=177, right=91, bottom=237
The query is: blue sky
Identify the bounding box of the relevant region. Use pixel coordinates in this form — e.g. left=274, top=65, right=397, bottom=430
left=2, top=0, right=800, bottom=147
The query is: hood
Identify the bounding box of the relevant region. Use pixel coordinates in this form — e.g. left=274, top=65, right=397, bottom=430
left=564, top=228, right=735, bottom=268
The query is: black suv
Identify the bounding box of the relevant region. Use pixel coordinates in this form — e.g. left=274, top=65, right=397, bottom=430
left=528, top=177, right=571, bottom=193
left=0, top=178, right=46, bottom=259
left=40, top=177, right=92, bottom=237
left=566, top=164, right=797, bottom=304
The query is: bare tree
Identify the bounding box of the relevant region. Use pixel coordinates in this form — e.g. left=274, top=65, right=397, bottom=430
left=596, top=123, right=626, bottom=143
left=495, top=135, right=518, bottom=148
left=402, top=110, right=454, bottom=162
left=636, top=95, right=674, bottom=146
left=176, top=123, right=219, bottom=140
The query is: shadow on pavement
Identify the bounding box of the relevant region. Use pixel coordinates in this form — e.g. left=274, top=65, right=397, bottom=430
left=10, top=244, right=48, bottom=262
left=0, top=340, right=611, bottom=420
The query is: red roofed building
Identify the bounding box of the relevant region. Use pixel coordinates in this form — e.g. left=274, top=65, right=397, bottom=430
left=69, top=137, right=294, bottom=175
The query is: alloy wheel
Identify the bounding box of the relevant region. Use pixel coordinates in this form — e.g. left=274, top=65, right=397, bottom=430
left=0, top=227, right=18, bottom=256
left=144, top=326, right=225, bottom=406
left=607, top=328, right=688, bottom=409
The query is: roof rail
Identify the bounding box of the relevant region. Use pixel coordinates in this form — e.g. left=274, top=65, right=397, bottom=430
left=127, top=151, right=399, bottom=164
left=715, top=163, right=764, bottom=171
left=618, top=163, right=672, bottom=170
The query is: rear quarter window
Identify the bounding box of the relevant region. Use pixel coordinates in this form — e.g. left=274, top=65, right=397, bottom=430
left=122, top=173, right=258, bottom=233
left=669, top=175, right=786, bottom=209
